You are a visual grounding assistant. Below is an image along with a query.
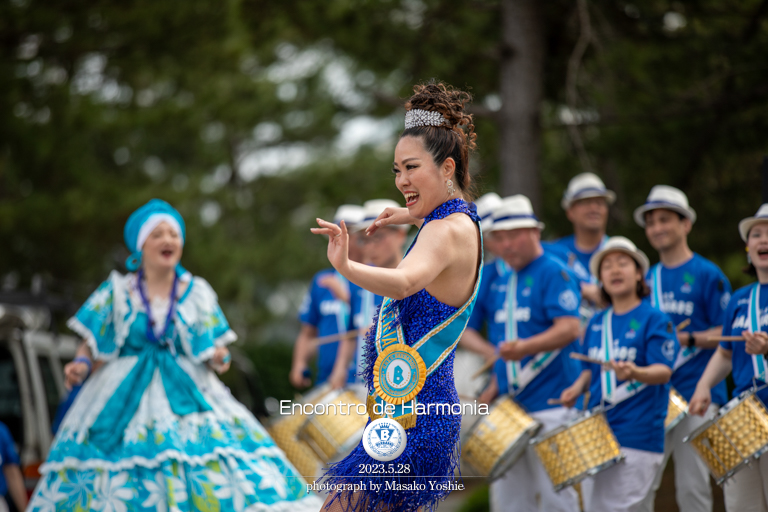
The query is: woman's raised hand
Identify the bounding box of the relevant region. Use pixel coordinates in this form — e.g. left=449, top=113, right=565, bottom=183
left=365, top=207, right=417, bottom=236
left=311, top=219, right=349, bottom=271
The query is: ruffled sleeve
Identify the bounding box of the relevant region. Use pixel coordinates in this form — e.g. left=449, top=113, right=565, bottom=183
left=66, top=271, right=134, bottom=361
left=174, top=276, right=237, bottom=363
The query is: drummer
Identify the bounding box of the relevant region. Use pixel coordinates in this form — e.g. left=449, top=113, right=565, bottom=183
left=460, top=191, right=506, bottom=362
left=290, top=204, right=365, bottom=389
left=479, top=195, right=583, bottom=512
left=560, top=236, right=679, bottom=512
left=635, top=185, right=731, bottom=512
left=327, top=199, right=407, bottom=389
left=690, top=204, right=768, bottom=511
left=544, top=172, right=615, bottom=314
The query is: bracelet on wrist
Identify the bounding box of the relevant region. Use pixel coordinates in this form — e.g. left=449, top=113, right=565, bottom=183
left=74, top=356, right=92, bottom=370
left=687, top=333, right=696, bottom=348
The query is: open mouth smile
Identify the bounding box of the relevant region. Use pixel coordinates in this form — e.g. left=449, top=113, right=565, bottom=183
left=404, top=192, right=419, bottom=207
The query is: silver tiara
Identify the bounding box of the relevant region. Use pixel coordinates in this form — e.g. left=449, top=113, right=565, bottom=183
left=404, top=109, right=447, bottom=130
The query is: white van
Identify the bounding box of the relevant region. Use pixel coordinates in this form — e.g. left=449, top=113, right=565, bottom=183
left=0, top=304, right=78, bottom=493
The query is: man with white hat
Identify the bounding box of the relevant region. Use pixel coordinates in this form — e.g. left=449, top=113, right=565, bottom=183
left=327, top=199, right=408, bottom=389
left=479, top=195, right=583, bottom=512
left=291, top=204, right=366, bottom=389
left=635, top=185, right=731, bottom=512
left=460, top=192, right=508, bottom=362
left=545, top=172, right=615, bottom=311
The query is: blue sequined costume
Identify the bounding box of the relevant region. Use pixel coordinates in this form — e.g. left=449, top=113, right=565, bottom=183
left=322, top=199, right=480, bottom=512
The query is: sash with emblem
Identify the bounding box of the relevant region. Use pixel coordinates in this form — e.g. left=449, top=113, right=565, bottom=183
left=367, top=222, right=483, bottom=429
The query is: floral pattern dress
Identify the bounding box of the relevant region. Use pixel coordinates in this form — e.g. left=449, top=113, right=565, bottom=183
left=29, top=271, right=322, bottom=512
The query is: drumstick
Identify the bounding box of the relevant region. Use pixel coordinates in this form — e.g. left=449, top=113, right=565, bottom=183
left=471, top=357, right=499, bottom=380
left=706, top=336, right=745, bottom=342
left=547, top=398, right=564, bottom=405
left=676, top=319, right=691, bottom=331
left=569, top=352, right=612, bottom=366
left=311, top=329, right=361, bottom=346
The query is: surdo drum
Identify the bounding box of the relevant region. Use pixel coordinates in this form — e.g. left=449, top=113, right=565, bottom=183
left=298, top=386, right=368, bottom=463
left=665, top=387, right=689, bottom=433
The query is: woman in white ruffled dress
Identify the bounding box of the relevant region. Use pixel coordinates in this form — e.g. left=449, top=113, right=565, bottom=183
left=28, top=199, right=321, bottom=512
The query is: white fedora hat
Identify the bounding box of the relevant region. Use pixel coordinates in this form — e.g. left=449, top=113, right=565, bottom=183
left=633, top=185, right=697, bottom=227
left=589, top=236, right=650, bottom=280
left=356, top=199, right=407, bottom=232
left=334, top=204, right=365, bottom=225
left=490, top=195, right=545, bottom=232
left=738, top=204, right=768, bottom=242
left=561, top=172, right=616, bottom=210
left=475, top=192, right=502, bottom=233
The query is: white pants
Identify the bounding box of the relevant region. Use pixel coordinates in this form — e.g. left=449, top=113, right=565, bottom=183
left=640, top=405, right=717, bottom=512
left=490, top=407, right=580, bottom=512
left=0, top=496, right=7, bottom=512
left=586, top=447, right=664, bottom=512
left=723, top=454, right=768, bottom=512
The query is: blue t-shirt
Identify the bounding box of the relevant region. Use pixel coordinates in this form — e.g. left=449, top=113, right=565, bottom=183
left=721, top=283, right=768, bottom=406
left=543, top=235, right=605, bottom=285
left=646, top=254, right=731, bottom=403
left=582, top=302, right=679, bottom=453
left=348, top=281, right=384, bottom=381
left=488, top=252, right=583, bottom=412
left=467, top=258, right=510, bottom=332
left=0, top=421, right=20, bottom=497
left=298, top=269, right=353, bottom=384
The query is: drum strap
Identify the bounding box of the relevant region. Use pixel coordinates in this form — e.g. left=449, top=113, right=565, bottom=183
left=600, top=308, right=647, bottom=404
left=505, top=270, right=560, bottom=393
left=650, top=264, right=700, bottom=370
left=747, top=284, right=767, bottom=381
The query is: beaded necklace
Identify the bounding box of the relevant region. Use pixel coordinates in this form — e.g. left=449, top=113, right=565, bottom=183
left=137, top=268, right=178, bottom=346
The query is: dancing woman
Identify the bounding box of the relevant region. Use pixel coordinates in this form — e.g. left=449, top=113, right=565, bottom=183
left=29, top=199, right=321, bottom=512
left=311, top=82, right=482, bottom=511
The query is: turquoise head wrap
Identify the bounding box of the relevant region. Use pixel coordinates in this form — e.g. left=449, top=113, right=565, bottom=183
left=124, top=199, right=187, bottom=274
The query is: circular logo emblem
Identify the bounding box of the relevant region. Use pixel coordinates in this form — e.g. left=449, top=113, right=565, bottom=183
left=362, top=418, right=407, bottom=461
left=373, top=344, right=426, bottom=404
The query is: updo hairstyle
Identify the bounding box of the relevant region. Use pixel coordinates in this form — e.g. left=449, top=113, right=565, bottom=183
left=402, top=81, right=477, bottom=201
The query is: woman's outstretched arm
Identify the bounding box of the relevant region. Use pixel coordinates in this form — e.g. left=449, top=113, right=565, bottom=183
left=311, top=217, right=471, bottom=300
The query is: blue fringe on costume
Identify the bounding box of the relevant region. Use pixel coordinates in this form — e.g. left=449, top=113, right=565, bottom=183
left=321, top=199, right=480, bottom=512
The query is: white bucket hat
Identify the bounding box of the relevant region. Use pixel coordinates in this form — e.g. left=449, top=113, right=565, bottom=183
left=355, top=199, right=408, bottom=232
left=589, top=236, right=650, bottom=280
left=561, top=172, right=616, bottom=210
left=475, top=192, right=502, bottom=233
left=738, top=204, right=768, bottom=242
left=633, top=185, right=697, bottom=227
left=334, top=204, right=365, bottom=226
left=490, top=195, right=545, bottom=232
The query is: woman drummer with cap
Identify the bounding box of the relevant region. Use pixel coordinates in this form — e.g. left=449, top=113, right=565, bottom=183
left=560, top=236, right=679, bottom=512
left=690, top=204, right=768, bottom=511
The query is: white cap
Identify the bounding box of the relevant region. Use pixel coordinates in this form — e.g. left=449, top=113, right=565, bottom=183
left=490, top=195, right=545, bottom=232
left=738, top=204, right=768, bottom=242
left=475, top=192, right=503, bottom=233
left=334, top=204, right=365, bottom=225
left=589, top=236, right=650, bottom=280
left=561, top=172, right=616, bottom=210
left=633, top=185, right=697, bottom=227
left=356, top=199, right=408, bottom=231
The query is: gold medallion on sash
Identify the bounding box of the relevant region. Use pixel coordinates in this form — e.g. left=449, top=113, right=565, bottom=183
left=373, top=344, right=427, bottom=405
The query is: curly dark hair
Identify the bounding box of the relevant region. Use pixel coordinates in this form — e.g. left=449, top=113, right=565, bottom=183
left=401, top=80, right=477, bottom=201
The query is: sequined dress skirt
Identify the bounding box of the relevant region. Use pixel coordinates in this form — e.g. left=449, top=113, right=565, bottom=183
left=321, top=291, right=463, bottom=512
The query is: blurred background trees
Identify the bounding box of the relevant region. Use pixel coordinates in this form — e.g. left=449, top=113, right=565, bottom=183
left=2, top=0, right=768, bottom=399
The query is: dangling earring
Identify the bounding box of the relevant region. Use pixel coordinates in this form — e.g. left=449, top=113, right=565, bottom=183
left=447, top=179, right=456, bottom=196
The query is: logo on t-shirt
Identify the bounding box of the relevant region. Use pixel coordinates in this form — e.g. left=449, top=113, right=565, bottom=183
left=680, top=272, right=695, bottom=294
left=721, top=292, right=731, bottom=311
left=558, top=289, right=578, bottom=311
left=662, top=339, right=676, bottom=361
left=521, top=276, right=534, bottom=297
left=625, top=318, right=641, bottom=340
